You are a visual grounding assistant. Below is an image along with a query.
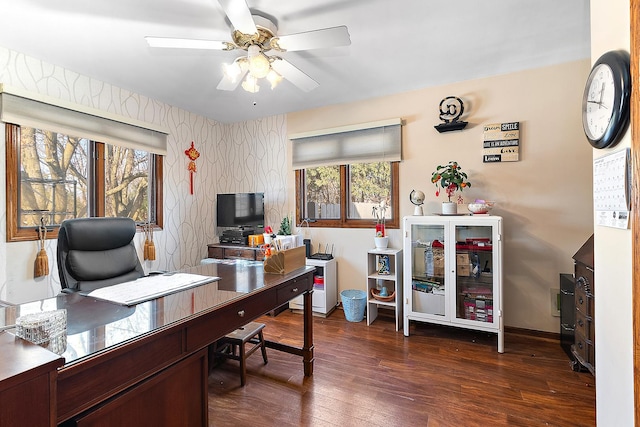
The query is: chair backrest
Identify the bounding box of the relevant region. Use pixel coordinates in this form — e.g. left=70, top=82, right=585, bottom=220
left=57, top=217, right=145, bottom=293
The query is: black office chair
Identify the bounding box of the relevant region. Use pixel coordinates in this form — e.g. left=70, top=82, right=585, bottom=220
left=57, top=217, right=145, bottom=293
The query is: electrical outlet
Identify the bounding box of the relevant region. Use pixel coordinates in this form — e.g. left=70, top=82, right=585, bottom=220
left=550, top=288, right=561, bottom=317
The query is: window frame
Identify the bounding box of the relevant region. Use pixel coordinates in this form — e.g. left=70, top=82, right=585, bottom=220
left=6, top=124, right=163, bottom=242
left=295, top=161, right=399, bottom=230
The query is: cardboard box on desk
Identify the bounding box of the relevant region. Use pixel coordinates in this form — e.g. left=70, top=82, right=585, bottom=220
left=263, top=246, right=306, bottom=274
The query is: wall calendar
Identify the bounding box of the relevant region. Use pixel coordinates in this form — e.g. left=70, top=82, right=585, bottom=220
left=593, top=148, right=630, bottom=229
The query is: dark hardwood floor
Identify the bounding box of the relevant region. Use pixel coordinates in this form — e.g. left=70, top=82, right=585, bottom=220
left=208, top=309, right=595, bottom=426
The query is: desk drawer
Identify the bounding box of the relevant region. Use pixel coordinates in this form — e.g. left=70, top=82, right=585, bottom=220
left=71, top=350, right=207, bottom=427
left=276, top=275, right=311, bottom=305
left=185, top=289, right=277, bottom=352
left=57, top=330, right=184, bottom=423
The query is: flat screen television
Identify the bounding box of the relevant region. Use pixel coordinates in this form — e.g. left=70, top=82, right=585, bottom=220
left=216, top=192, right=265, bottom=230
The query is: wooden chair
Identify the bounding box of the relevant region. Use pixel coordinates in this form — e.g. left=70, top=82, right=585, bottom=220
left=211, top=322, right=268, bottom=386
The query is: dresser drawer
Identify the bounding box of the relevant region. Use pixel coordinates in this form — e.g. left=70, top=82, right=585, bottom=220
left=575, top=264, right=593, bottom=295
left=208, top=247, right=224, bottom=259
left=573, top=331, right=593, bottom=364
left=574, top=277, right=593, bottom=318
left=574, top=309, right=592, bottom=340
left=225, top=248, right=256, bottom=260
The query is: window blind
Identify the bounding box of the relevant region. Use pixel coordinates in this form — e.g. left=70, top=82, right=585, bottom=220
left=290, top=118, right=402, bottom=169
left=0, top=85, right=168, bottom=155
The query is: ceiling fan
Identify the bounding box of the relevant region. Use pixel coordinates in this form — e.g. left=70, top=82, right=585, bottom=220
left=145, top=0, right=351, bottom=93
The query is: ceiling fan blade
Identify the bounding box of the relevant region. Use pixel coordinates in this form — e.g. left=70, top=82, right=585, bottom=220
left=273, top=26, right=351, bottom=52
left=218, top=0, right=257, bottom=35
left=271, top=58, right=319, bottom=92
left=145, top=37, right=229, bottom=50
left=216, top=69, right=248, bottom=91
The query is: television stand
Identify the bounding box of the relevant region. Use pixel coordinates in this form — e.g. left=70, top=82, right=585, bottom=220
left=208, top=243, right=265, bottom=261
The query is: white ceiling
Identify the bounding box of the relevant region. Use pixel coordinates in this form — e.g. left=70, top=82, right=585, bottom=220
left=1, top=0, right=590, bottom=123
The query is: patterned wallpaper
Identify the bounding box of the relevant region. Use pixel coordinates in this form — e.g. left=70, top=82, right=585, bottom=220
left=0, top=46, right=288, bottom=303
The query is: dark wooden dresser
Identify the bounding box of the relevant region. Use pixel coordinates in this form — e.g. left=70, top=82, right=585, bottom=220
left=207, top=243, right=265, bottom=261
left=571, top=234, right=594, bottom=375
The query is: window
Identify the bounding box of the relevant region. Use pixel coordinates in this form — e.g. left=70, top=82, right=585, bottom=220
left=291, top=118, right=402, bottom=230
left=6, top=124, right=163, bottom=242
left=295, top=161, right=399, bottom=229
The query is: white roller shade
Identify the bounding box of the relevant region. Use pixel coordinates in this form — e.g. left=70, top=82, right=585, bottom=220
left=290, top=118, right=402, bottom=169
left=0, top=85, right=168, bottom=155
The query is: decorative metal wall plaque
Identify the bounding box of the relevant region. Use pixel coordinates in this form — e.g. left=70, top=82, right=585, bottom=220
left=434, top=96, right=468, bottom=133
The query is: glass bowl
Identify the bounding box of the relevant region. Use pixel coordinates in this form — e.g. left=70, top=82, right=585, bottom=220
left=468, top=202, right=494, bottom=214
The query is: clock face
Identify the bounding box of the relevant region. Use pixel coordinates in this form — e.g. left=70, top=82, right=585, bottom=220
left=583, top=63, right=615, bottom=141
left=581, top=50, right=631, bottom=149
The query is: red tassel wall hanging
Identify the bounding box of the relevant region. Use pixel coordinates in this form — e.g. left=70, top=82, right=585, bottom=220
left=184, top=141, right=200, bottom=195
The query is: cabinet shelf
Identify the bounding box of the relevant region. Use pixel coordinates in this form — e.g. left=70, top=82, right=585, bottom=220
left=367, top=298, right=397, bottom=307
left=366, top=248, right=403, bottom=331
left=403, top=215, right=503, bottom=353
left=367, top=273, right=396, bottom=281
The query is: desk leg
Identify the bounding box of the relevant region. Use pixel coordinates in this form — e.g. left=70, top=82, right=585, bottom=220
left=303, top=289, right=314, bottom=376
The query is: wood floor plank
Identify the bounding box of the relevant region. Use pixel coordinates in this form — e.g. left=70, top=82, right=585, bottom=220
left=208, top=309, right=595, bottom=426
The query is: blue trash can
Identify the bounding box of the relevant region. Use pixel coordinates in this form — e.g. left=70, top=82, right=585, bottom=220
left=340, top=290, right=367, bottom=322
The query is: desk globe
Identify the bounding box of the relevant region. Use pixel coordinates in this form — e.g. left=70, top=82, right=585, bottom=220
left=409, top=189, right=425, bottom=215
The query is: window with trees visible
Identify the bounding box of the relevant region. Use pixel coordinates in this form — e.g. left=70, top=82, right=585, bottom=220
left=6, top=124, right=163, bottom=242
left=295, top=161, right=399, bottom=229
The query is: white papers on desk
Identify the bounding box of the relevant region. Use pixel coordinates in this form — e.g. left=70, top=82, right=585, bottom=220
left=88, top=273, right=220, bottom=306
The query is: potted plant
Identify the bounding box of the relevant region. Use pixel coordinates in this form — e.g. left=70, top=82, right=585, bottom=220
left=431, top=161, right=471, bottom=214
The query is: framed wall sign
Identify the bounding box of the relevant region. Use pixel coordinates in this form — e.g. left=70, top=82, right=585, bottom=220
left=483, top=122, right=520, bottom=162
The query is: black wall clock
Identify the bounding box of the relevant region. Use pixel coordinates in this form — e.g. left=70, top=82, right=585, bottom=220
left=582, top=50, right=631, bottom=149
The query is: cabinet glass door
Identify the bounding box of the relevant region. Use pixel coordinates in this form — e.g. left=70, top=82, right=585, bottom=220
left=454, top=224, right=494, bottom=324
left=409, top=223, right=446, bottom=317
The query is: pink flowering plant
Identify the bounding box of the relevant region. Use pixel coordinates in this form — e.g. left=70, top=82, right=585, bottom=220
left=431, top=161, right=471, bottom=202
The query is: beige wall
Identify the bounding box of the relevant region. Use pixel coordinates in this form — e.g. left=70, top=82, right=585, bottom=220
left=288, top=60, right=593, bottom=333
left=590, top=0, right=634, bottom=424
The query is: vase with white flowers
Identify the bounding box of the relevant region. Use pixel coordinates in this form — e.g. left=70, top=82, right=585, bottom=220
left=372, top=201, right=389, bottom=249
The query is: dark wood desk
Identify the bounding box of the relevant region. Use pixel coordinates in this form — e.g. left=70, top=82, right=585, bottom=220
left=0, top=261, right=315, bottom=426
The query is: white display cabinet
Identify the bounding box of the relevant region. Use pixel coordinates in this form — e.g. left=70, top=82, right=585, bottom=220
left=366, top=248, right=403, bottom=331
left=403, top=215, right=504, bottom=352
left=289, top=257, right=337, bottom=316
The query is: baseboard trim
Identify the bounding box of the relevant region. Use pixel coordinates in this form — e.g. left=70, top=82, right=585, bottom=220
left=505, top=326, right=560, bottom=342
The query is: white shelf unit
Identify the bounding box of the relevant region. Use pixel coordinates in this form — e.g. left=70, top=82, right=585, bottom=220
left=366, top=248, right=403, bottom=331
left=289, top=257, right=337, bottom=316
left=403, top=215, right=504, bottom=352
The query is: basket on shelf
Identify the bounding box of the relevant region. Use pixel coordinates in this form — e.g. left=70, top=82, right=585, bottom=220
left=371, top=288, right=396, bottom=302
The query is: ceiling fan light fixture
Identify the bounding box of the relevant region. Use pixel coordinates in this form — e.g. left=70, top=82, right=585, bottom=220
left=145, top=2, right=351, bottom=95
left=241, top=74, right=260, bottom=93
left=223, top=61, right=242, bottom=82
left=266, top=69, right=283, bottom=89
left=247, top=46, right=271, bottom=79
